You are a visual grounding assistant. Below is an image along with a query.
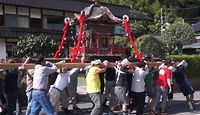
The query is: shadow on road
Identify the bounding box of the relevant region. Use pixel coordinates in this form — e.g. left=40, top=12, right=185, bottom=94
left=57, top=108, right=92, bottom=115
left=169, top=100, right=200, bottom=114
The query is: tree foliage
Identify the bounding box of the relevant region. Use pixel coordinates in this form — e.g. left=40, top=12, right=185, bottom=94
left=100, top=0, right=200, bottom=59
left=102, top=0, right=200, bottom=32
left=136, top=35, right=166, bottom=59
left=101, top=0, right=133, bottom=6
left=161, top=21, right=195, bottom=54
left=113, top=35, right=132, bottom=57
left=16, top=34, right=58, bottom=57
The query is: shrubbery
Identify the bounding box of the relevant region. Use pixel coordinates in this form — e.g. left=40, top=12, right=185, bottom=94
left=136, top=34, right=166, bottom=59
left=16, top=34, right=58, bottom=57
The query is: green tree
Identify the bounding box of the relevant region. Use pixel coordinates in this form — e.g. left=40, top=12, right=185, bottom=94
left=16, top=34, right=58, bottom=57
left=113, top=35, right=131, bottom=56
left=161, top=21, right=195, bottom=54
left=101, top=0, right=133, bottom=6
left=102, top=0, right=200, bottom=31
left=136, top=34, right=166, bottom=59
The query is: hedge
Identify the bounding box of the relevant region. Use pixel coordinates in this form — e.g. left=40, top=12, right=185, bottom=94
left=168, top=54, right=200, bottom=88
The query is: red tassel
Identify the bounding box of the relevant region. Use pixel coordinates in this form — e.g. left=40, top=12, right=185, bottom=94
left=70, top=15, right=85, bottom=63
left=53, top=20, right=69, bottom=58
left=123, top=18, right=143, bottom=62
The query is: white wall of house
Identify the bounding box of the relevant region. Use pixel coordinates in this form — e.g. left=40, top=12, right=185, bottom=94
left=196, top=36, right=200, bottom=39
left=0, top=39, right=7, bottom=60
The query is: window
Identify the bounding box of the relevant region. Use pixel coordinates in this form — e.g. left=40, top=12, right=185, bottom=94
left=18, top=16, right=29, bottom=28
left=6, top=43, right=16, bottom=58
left=30, top=8, right=42, bottom=28
left=4, top=14, right=17, bottom=27
left=0, top=15, right=4, bottom=26
left=5, top=6, right=16, bottom=14
left=30, top=18, right=42, bottom=29
left=30, top=8, right=41, bottom=18
left=4, top=14, right=29, bottom=28
left=47, top=17, right=63, bottom=24
left=4, top=6, right=29, bottom=28
left=0, top=5, right=3, bottom=15
left=18, top=7, right=29, bottom=16
left=43, top=10, right=63, bottom=16
left=43, top=16, right=64, bottom=30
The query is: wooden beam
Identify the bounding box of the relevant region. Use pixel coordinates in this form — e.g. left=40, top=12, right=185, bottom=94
left=0, top=62, right=163, bottom=69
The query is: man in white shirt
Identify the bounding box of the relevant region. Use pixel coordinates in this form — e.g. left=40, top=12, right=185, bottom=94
left=60, top=68, right=80, bottom=112
left=129, top=61, right=149, bottom=115
left=48, top=68, right=69, bottom=113
left=30, top=56, right=57, bottom=115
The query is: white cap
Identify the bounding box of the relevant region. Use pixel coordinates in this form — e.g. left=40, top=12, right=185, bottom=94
left=91, top=59, right=102, bottom=65
left=158, top=63, right=164, bottom=70
left=121, top=58, right=130, bottom=67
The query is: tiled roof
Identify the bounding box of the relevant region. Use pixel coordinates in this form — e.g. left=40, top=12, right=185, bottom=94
left=182, top=41, right=200, bottom=49
left=0, top=26, right=62, bottom=39
left=192, top=22, right=200, bottom=32
left=0, top=0, right=151, bottom=21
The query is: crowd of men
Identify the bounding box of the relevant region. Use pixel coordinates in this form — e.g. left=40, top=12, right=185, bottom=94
left=0, top=57, right=195, bottom=115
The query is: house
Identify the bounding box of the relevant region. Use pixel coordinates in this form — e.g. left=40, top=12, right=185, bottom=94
left=182, top=22, right=200, bottom=54
left=0, top=0, right=151, bottom=60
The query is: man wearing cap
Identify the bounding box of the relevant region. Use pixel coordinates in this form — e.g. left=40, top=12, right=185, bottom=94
left=86, top=59, right=108, bottom=115
left=30, top=56, right=57, bottom=115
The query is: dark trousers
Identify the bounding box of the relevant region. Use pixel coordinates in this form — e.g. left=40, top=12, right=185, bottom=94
left=129, top=91, right=146, bottom=115
left=88, top=93, right=102, bottom=115
left=5, top=92, right=17, bottom=115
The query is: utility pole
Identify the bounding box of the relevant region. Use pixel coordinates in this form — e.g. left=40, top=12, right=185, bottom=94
left=161, top=8, right=163, bottom=35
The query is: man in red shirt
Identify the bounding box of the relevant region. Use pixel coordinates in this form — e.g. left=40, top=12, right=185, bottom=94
left=151, top=60, right=172, bottom=114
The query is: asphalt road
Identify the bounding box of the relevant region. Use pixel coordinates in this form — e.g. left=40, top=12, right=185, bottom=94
left=55, top=86, right=200, bottom=115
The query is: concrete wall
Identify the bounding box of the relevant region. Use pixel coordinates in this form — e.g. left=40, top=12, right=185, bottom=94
left=0, top=39, right=7, bottom=60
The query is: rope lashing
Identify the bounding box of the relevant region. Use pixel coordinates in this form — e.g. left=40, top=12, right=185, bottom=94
left=122, top=15, right=143, bottom=62
left=70, top=14, right=85, bottom=63
left=53, top=18, right=70, bottom=58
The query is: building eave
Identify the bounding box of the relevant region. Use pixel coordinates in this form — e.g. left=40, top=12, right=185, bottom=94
left=0, top=26, right=63, bottom=40
left=0, top=0, right=151, bottom=21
